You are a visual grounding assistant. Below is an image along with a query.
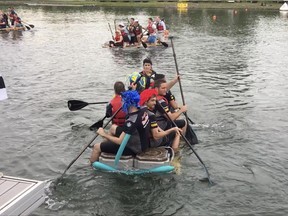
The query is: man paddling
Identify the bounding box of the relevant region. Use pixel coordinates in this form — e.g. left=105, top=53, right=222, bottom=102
left=140, top=89, right=182, bottom=151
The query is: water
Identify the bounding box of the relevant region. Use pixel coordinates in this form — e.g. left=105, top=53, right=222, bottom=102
left=1, top=6, right=288, bottom=215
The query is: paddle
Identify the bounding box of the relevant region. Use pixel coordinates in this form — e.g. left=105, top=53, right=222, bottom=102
left=141, top=41, right=148, bottom=49
left=89, top=115, right=106, bottom=131
left=170, top=36, right=198, bottom=144
left=67, top=100, right=108, bottom=111
left=56, top=107, right=122, bottom=184
left=157, top=101, right=213, bottom=185
left=160, top=41, right=168, bottom=47
left=108, top=23, right=114, bottom=40
left=23, top=24, right=31, bottom=30
left=21, top=21, right=34, bottom=28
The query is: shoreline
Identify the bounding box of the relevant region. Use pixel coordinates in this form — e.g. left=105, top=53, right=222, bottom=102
left=0, top=1, right=283, bottom=10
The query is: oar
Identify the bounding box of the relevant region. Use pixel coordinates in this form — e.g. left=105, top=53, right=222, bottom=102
left=56, top=107, right=122, bottom=184
left=157, top=101, right=213, bottom=185
left=23, top=24, right=31, bottom=30
left=160, top=41, right=168, bottom=47
left=67, top=100, right=108, bottom=111
left=170, top=36, right=198, bottom=144
left=21, top=21, right=34, bottom=28
left=89, top=115, right=106, bottom=131
left=108, top=23, right=114, bottom=40
left=142, top=41, right=148, bottom=49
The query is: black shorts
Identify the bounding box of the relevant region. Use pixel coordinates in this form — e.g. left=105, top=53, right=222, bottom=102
left=174, top=119, right=186, bottom=129
left=100, top=140, right=135, bottom=156
left=130, top=36, right=136, bottom=44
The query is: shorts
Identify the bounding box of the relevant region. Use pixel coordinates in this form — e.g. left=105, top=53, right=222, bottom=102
left=100, top=140, right=135, bottom=156
left=174, top=119, right=186, bottom=129
left=147, top=35, right=156, bottom=44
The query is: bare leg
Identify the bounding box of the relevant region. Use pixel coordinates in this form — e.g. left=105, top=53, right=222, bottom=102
left=90, top=143, right=102, bottom=164
left=171, top=133, right=181, bottom=152
left=181, top=119, right=187, bottom=136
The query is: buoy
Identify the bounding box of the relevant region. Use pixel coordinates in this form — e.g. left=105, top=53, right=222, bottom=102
left=212, top=15, right=217, bottom=21
left=245, top=8, right=248, bottom=12
left=234, top=10, right=238, bottom=15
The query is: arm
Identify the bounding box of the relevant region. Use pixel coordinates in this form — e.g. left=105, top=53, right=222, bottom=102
left=97, top=128, right=126, bottom=145
left=151, top=126, right=180, bottom=140
left=166, top=75, right=180, bottom=91
left=167, top=105, right=188, bottom=121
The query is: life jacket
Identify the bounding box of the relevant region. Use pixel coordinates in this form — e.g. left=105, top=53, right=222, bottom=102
left=110, top=95, right=126, bottom=126
left=134, top=25, right=142, bottom=36
left=156, top=22, right=165, bottom=31
left=115, top=33, right=121, bottom=41
left=147, top=23, right=155, bottom=35
left=120, top=27, right=129, bottom=37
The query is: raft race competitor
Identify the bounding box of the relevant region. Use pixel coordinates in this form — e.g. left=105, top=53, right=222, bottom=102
left=90, top=90, right=150, bottom=163
left=105, top=16, right=169, bottom=48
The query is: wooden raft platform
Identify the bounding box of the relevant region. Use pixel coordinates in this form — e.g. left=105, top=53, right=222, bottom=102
left=0, top=173, right=45, bottom=216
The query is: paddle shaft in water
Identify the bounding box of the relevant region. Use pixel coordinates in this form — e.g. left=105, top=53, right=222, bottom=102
left=57, top=107, right=122, bottom=183
left=157, top=101, right=212, bottom=185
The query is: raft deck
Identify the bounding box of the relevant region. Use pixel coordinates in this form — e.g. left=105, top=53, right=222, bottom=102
left=0, top=173, right=45, bottom=216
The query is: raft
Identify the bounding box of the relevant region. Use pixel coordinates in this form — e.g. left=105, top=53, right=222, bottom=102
left=92, top=147, right=175, bottom=175
left=102, top=41, right=169, bottom=49
left=0, top=27, right=26, bottom=32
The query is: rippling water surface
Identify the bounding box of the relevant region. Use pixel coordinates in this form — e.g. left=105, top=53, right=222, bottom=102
left=1, top=6, right=288, bottom=216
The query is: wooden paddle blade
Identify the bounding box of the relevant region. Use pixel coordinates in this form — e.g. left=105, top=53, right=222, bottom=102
left=89, top=120, right=104, bottom=131
left=142, top=41, right=147, bottom=48
left=185, top=124, right=198, bottom=145
left=67, top=100, right=89, bottom=111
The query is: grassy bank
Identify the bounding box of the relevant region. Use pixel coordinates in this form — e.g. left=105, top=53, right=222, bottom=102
left=0, top=0, right=283, bottom=10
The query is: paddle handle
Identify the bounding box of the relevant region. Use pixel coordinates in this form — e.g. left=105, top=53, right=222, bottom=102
left=58, top=107, right=123, bottom=181
left=89, top=102, right=108, bottom=105
left=170, top=37, right=186, bottom=106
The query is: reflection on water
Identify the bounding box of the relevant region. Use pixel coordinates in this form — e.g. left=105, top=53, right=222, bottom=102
left=1, top=5, right=288, bottom=216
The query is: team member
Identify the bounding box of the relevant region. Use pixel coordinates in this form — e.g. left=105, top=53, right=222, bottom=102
left=140, top=89, right=181, bottom=151
left=105, top=81, right=126, bottom=136
left=155, top=16, right=166, bottom=43
left=109, top=30, right=123, bottom=47
left=142, top=18, right=157, bottom=45
left=154, top=79, right=188, bottom=136
left=90, top=90, right=150, bottom=163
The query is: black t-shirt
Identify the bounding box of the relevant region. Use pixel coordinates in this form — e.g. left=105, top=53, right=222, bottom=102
left=124, top=107, right=150, bottom=153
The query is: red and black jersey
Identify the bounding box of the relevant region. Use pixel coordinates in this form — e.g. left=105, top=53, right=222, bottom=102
left=124, top=107, right=150, bottom=154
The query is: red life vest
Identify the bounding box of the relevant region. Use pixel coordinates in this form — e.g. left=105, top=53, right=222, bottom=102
left=115, top=33, right=121, bottom=41
left=157, top=22, right=164, bottom=31
left=110, top=95, right=126, bottom=126
left=147, top=23, right=155, bottom=34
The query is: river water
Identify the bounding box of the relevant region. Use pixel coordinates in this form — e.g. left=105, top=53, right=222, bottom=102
left=1, top=5, right=288, bottom=216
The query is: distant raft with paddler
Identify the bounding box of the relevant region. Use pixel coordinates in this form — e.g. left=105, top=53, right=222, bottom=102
left=92, top=147, right=175, bottom=175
